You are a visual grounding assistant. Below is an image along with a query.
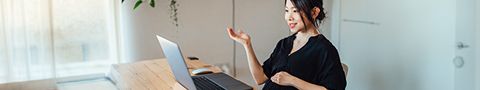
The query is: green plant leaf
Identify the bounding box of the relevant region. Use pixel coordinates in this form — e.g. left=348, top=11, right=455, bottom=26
left=150, top=0, right=155, bottom=7
left=133, top=0, right=143, bottom=10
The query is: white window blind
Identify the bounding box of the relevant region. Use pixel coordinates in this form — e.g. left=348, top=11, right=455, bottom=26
left=0, top=0, right=118, bottom=83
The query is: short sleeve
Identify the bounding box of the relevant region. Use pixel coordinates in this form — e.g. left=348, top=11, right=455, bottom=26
left=262, top=40, right=284, bottom=78
left=313, top=49, right=347, bottom=90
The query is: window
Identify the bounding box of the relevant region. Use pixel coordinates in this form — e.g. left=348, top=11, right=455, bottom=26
left=51, top=0, right=118, bottom=77
left=0, top=0, right=118, bottom=83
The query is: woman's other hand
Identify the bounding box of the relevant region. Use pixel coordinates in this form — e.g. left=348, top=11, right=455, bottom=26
left=271, top=71, right=298, bottom=86
left=227, top=27, right=251, bottom=46
left=272, top=71, right=328, bottom=90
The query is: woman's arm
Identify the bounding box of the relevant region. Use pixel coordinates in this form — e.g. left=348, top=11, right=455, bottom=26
left=227, top=28, right=268, bottom=85
left=271, top=71, right=327, bottom=90
left=291, top=77, right=328, bottom=90
left=243, top=43, right=268, bottom=85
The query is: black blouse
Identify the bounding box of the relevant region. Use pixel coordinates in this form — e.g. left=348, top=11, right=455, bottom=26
left=262, top=33, right=347, bottom=90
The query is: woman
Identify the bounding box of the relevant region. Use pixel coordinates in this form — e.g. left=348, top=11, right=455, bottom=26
left=227, top=0, right=346, bottom=90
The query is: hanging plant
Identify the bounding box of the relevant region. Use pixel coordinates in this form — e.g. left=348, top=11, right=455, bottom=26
left=168, top=0, right=179, bottom=27
left=121, top=0, right=179, bottom=27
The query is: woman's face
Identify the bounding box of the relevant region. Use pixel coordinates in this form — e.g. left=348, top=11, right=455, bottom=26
left=285, top=0, right=305, bottom=33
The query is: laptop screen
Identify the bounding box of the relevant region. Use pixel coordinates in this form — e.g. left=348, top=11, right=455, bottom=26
left=156, top=35, right=197, bottom=90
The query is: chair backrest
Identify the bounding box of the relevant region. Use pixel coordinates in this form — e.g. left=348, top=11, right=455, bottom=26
left=341, top=63, right=348, bottom=77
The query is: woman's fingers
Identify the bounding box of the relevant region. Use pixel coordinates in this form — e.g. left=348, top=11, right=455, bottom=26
left=272, top=71, right=287, bottom=82
left=271, top=75, right=278, bottom=83
left=272, top=72, right=282, bottom=82
left=227, top=27, right=236, bottom=37
left=226, top=27, right=251, bottom=46
left=272, top=71, right=293, bottom=86
left=238, top=29, right=244, bottom=34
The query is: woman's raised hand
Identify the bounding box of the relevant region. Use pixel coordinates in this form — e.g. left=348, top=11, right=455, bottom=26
left=227, top=27, right=251, bottom=46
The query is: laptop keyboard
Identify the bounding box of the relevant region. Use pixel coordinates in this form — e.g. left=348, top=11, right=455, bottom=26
left=192, top=76, right=225, bottom=90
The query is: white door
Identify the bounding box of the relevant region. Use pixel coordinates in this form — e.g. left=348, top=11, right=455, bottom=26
left=454, top=0, right=477, bottom=90
left=337, top=0, right=457, bottom=90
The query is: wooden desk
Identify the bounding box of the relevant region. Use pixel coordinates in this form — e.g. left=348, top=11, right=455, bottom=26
left=108, top=58, right=224, bottom=90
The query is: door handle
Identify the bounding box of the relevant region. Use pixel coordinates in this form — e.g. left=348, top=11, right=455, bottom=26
left=457, top=42, right=470, bottom=49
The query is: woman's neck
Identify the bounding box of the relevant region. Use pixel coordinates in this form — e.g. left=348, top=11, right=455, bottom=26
left=296, top=27, right=320, bottom=40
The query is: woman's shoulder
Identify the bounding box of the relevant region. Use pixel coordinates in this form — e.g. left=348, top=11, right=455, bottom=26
left=313, top=35, right=339, bottom=54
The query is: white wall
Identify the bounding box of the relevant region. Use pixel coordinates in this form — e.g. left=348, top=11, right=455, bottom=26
left=321, top=0, right=334, bottom=40
left=175, top=0, right=235, bottom=75
left=119, top=0, right=234, bottom=66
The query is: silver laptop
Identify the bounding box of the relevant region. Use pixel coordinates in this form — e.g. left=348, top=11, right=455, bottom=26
left=156, top=35, right=253, bottom=90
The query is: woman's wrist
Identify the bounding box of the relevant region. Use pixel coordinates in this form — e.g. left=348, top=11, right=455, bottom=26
left=290, top=76, right=304, bottom=88
left=242, top=41, right=252, bottom=48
